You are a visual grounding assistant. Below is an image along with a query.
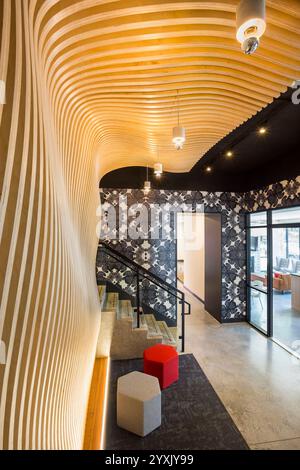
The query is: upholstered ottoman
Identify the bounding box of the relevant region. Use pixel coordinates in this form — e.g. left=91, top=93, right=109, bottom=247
left=144, top=344, right=179, bottom=389
left=117, top=371, right=161, bottom=437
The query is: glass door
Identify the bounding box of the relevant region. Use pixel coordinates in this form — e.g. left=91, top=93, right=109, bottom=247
left=271, top=208, right=300, bottom=353
left=247, top=206, right=300, bottom=354
left=247, top=212, right=269, bottom=334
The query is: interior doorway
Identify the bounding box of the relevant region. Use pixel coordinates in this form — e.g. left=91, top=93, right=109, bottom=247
left=176, top=212, right=205, bottom=303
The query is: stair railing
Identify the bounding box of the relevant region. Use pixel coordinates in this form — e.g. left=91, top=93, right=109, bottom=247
left=98, top=241, right=191, bottom=352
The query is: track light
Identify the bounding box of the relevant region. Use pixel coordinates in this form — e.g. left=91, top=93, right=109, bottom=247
left=236, top=0, right=266, bottom=55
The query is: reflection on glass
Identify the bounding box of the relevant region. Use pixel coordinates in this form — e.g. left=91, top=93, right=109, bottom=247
left=273, top=227, right=300, bottom=351
left=249, top=227, right=268, bottom=292
left=250, top=288, right=267, bottom=333
left=273, top=227, right=300, bottom=272
left=250, top=211, right=267, bottom=227
left=272, top=207, right=300, bottom=225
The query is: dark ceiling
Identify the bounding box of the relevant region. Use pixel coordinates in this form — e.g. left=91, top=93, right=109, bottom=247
left=100, top=87, right=300, bottom=192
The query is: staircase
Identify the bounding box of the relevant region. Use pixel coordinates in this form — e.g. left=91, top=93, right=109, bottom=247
left=96, top=241, right=191, bottom=359
left=98, top=284, right=178, bottom=360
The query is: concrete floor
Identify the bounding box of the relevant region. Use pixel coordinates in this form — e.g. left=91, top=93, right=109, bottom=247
left=180, top=285, right=300, bottom=450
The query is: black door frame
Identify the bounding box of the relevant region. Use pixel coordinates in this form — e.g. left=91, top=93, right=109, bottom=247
left=246, top=206, right=300, bottom=339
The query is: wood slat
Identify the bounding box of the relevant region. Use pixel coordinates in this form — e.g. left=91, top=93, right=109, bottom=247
left=83, top=358, right=110, bottom=451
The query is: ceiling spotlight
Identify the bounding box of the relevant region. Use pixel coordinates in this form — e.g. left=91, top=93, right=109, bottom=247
left=236, top=0, right=266, bottom=55
left=258, top=126, right=267, bottom=135
left=226, top=150, right=233, bottom=158
left=172, top=91, right=186, bottom=150
left=154, top=163, right=163, bottom=178
left=206, top=166, right=212, bottom=173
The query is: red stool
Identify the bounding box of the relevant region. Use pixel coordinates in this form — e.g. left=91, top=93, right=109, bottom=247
left=143, top=344, right=179, bottom=389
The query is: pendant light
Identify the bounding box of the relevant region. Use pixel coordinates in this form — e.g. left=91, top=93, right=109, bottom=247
left=172, top=91, right=186, bottom=150
left=144, top=166, right=151, bottom=193
left=154, top=163, right=163, bottom=177
left=236, top=0, right=266, bottom=55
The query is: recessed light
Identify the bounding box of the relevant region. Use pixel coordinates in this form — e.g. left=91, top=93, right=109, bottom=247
left=206, top=166, right=212, bottom=173
left=258, top=126, right=267, bottom=135
left=226, top=150, right=233, bottom=158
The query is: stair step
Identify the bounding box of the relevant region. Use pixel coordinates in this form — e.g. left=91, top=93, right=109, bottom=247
left=157, top=321, right=177, bottom=347
left=118, top=300, right=133, bottom=321
left=103, top=292, right=119, bottom=312
left=168, top=327, right=178, bottom=343
left=98, top=285, right=106, bottom=308
left=140, top=314, right=162, bottom=337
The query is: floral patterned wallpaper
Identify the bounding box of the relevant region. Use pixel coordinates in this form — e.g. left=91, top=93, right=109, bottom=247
left=96, top=177, right=300, bottom=323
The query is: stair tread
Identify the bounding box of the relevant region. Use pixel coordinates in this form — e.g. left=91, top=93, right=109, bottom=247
left=157, top=321, right=177, bottom=346
left=118, top=300, right=133, bottom=320
left=140, top=314, right=162, bottom=337
left=98, top=285, right=106, bottom=304
left=168, top=327, right=178, bottom=339
left=103, top=292, right=119, bottom=311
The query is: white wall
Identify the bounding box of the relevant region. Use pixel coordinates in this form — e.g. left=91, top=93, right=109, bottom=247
left=177, top=213, right=205, bottom=300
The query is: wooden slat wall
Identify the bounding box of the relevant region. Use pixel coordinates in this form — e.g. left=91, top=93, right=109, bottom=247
left=0, top=0, right=300, bottom=450
left=83, top=358, right=109, bottom=451
left=0, top=0, right=101, bottom=449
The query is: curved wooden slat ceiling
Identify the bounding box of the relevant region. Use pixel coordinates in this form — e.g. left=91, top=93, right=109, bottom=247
left=41, top=0, right=300, bottom=176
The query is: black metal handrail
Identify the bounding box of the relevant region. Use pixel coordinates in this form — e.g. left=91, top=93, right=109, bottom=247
left=98, top=241, right=191, bottom=351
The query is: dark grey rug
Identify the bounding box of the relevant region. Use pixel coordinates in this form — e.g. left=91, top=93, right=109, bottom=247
left=105, top=354, right=249, bottom=450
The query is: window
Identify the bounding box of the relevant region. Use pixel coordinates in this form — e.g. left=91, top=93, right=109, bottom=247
left=250, top=211, right=267, bottom=227
left=272, top=207, right=300, bottom=225
left=249, top=227, right=268, bottom=292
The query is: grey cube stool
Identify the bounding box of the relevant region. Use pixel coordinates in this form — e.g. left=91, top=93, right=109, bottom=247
left=117, top=371, right=161, bottom=437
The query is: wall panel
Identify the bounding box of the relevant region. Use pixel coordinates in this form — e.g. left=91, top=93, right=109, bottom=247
left=98, top=178, right=300, bottom=322
left=0, top=0, right=101, bottom=449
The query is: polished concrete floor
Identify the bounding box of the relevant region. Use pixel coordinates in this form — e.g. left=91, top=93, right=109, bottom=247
left=180, top=284, right=300, bottom=450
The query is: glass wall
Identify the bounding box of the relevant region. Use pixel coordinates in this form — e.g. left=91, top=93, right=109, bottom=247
left=272, top=207, right=300, bottom=225
left=273, top=224, right=300, bottom=351
left=247, top=207, right=300, bottom=356
left=247, top=213, right=268, bottom=333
